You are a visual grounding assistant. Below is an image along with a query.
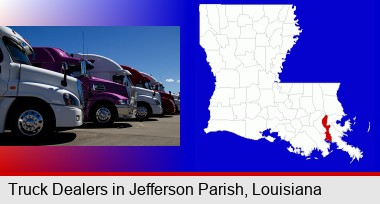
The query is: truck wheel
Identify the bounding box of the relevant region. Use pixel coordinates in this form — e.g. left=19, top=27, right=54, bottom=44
left=92, top=104, right=115, bottom=126
left=11, top=103, right=54, bottom=139
left=136, top=103, right=151, bottom=120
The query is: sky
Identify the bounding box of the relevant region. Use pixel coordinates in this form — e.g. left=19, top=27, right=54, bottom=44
left=10, top=26, right=180, bottom=93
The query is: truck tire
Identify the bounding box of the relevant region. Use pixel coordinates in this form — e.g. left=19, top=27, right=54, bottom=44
left=136, top=103, right=151, bottom=121
left=92, top=104, right=116, bottom=127
left=11, top=103, right=54, bottom=139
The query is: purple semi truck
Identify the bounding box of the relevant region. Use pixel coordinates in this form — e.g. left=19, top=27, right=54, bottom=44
left=28, top=47, right=136, bottom=126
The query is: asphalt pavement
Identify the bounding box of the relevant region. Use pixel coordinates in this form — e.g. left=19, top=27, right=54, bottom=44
left=0, top=115, right=180, bottom=146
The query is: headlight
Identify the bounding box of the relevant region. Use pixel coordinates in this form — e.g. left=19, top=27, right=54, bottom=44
left=155, top=99, right=160, bottom=105
left=63, top=93, right=80, bottom=107
left=118, top=99, right=130, bottom=105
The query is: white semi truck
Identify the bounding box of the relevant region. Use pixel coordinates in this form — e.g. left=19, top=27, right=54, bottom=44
left=0, top=27, right=83, bottom=138
left=71, top=54, right=163, bottom=120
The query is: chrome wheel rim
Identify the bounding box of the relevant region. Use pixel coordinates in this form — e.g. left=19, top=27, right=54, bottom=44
left=137, top=106, right=148, bottom=118
left=96, top=107, right=111, bottom=123
left=18, top=110, right=44, bottom=136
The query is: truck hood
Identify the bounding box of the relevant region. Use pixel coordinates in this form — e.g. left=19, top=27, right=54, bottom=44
left=133, top=86, right=161, bottom=103
left=89, top=76, right=128, bottom=98
left=159, top=91, right=174, bottom=100
left=20, top=64, right=80, bottom=100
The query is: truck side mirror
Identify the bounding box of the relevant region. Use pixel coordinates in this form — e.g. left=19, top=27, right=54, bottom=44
left=153, top=91, right=156, bottom=97
left=61, top=62, right=68, bottom=87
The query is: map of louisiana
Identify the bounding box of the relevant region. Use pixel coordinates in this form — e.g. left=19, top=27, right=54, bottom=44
left=200, top=4, right=363, bottom=161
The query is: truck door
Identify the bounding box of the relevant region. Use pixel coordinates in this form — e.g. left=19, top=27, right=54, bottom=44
left=77, top=75, right=91, bottom=101
left=0, top=46, right=8, bottom=96
left=124, top=75, right=133, bottom=100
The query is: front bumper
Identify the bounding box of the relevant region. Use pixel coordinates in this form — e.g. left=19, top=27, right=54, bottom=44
left=51, top=104, right=83, bottom=127
left=116, top=104, right=136, bottom=119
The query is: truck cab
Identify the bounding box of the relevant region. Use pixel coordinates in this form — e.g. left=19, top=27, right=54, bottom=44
left=140, top=72, right=179, bottom=113
left=29, top=47, right=136, bottom=126
left=0, top=27, right=83, bottom=138
left=72, top=54, right=163, bottom=120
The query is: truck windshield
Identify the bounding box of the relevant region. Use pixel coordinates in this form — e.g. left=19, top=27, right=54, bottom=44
left=68, top=63, right=86, bottom=77
left=68, top=60, right=90, bottom=78
left=158, top=84, right=165, bottom=92
left=144, top=82, right=152, bottom=90
left=151, top=84, right=165, bottom=92
left=3, top=37, right=31, bottom=65
left=112, top=75, right=125, bottom=85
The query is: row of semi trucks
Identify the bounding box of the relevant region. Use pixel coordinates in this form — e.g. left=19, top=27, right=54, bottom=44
left=0, top=27, right=180, bottom=138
